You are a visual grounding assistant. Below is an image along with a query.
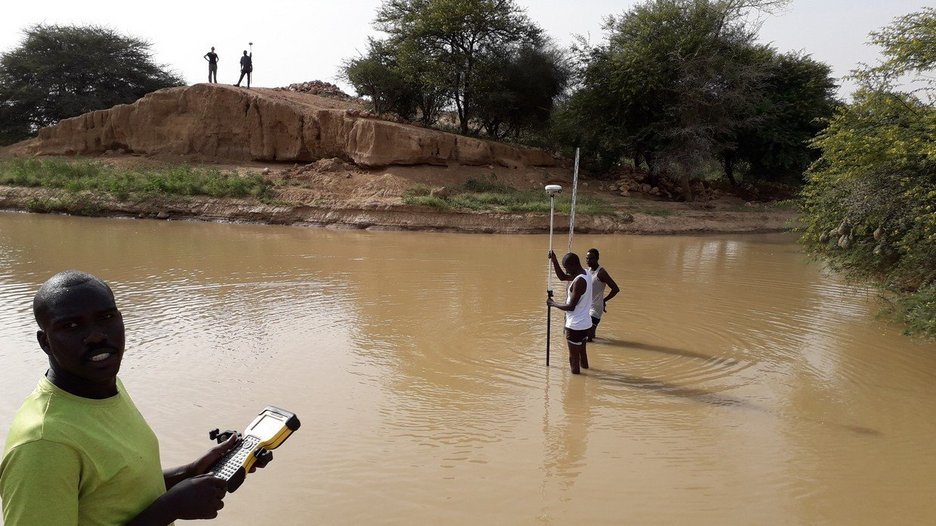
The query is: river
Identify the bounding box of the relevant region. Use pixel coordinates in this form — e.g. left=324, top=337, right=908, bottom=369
left=1, top=211, right=934, bottom=525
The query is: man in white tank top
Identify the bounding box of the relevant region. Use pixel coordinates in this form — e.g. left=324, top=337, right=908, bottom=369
left=585, top=248, right=620, bottom=341
left=547, top=251, right=593, bottom=374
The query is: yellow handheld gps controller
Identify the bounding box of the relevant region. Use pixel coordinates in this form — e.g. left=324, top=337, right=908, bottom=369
left=208, top=406, right=300, bottom=492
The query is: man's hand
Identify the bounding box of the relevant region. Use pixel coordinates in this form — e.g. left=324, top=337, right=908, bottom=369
left=252, top=448, right=274, bottom=472
left=128, top=473, right=228, bottom=525
left=162, top=474, right=228, bottom=520
left=195, top=429, right=273, bottom=476
left=162, top=432, right=239, bottom=492
left=191, top=433, right=239, bottom=476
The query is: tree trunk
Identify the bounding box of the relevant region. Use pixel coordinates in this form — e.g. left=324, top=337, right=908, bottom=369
left=680, top=173, right=694, bottom=202
left=454, top=72, right=468, bottom=135
left=461, top=55, right=474, bottom=136
left=679, top=160, right=694, bottom=202
left=644, top=151, right=662, bottom=188
left=723, top=154, right=738, bottom=186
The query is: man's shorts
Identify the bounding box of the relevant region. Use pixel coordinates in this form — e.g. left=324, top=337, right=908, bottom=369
left=565, top=327, right=590, bottom=346
left=590, top=316, right=601, bottom=328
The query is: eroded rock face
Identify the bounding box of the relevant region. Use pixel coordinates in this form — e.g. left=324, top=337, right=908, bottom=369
left=27, top=84, right=557, bottom=168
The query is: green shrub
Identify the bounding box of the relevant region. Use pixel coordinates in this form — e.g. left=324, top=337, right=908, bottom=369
left=0, top=159, right=273, bottom=199
left=25, top=195, right=103, bottom=216
left=403, top=195, right=450, bottom=208
left=402, top=178, right=611, bottom=215
left=463, top=178, right=510, bottom=193
left=403, top=183, right=432, bottom=197
left=899, top=283, right=936, bottom=337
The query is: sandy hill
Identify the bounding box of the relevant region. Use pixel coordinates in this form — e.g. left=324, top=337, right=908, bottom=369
left=9, top=84, right=557, bottom=169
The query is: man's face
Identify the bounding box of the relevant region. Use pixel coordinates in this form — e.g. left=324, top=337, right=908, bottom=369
left=585, top=251, right=598, bottom=268
left=37, top=283, right=125, bottom=390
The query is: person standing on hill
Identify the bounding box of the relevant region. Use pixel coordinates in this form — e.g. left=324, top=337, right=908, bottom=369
left=235, top=50, right=252, bottom=88
left=585, top=248, right=620, bottom=341
left=547, top=251, right=593, bottom=374
left=204, top=47, right=219, bottom=83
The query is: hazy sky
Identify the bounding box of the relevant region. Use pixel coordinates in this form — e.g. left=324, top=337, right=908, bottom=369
left=0, top=1, right=927, bottom=99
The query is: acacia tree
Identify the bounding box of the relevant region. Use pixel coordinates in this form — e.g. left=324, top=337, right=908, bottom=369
left=472, top=45, right=570, bottom=139
left=800, top=7, right=935, bottom=337
left=343, top=38, right=448, bottom=124
left=375, top=0, right=542, bottom=135
left=0, top=24, right=183, bottom=145
left=344, top=40, right=419, bottom=120
left=721, top=51, right=838, bottom=184
left=552, top=0, right=822, bottom=198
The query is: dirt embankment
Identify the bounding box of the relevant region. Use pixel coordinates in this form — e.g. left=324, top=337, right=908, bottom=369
left=0, top=84, right=796, bottom=234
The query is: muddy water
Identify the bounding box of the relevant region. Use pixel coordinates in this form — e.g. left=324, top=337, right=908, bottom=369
left=1, top=211, right=935, bottom=525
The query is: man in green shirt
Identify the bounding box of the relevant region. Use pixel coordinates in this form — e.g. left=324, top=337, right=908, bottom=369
left=0, top=271, right=266, bottom=525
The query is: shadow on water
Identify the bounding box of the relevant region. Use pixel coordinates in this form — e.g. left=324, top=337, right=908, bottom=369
left=581, top=339, right=884, bottom=438
left=586, top=367, right=757, bottom=409
left=599, top=338, right=730, bottom=363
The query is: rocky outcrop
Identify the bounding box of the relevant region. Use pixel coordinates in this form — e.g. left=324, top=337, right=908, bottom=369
left=23, top=84, right=557, bottom=168
left=273, top=80, right=356, bottom=99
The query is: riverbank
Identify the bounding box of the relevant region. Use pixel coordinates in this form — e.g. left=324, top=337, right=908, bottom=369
left=0, top=155, right=795, bottom=234
left=0, top=156, right=797, bottom=234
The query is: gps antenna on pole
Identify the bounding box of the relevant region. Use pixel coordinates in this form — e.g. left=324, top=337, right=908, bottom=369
left=545, top=184, right=562, bottom=367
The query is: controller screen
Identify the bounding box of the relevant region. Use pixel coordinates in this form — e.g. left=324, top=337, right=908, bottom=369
left=248, top=414, right=284, bottom=439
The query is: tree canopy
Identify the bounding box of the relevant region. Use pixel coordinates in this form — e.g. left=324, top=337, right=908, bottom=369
left=343, top=38, right=448, bottom=125
left=552, top=0, right=836, bottom=197
left=800, top=7, right=935, bottom=337
left=344, top=0, right=567, bottom=138
left=0, top=24, right=183, bottom=145
left=724, top=50, right=838, bottom=184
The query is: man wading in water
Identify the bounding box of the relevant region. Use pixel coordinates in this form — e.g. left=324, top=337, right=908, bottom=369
left=585, top=248, right=620, bottom=341
left=547, top=251, right=593, bottom=374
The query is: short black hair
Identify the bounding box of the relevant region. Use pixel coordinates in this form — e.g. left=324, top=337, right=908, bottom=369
left=562, top=252, right=582, bottom=269
left=587, top=248, right=599, bottom=258
left=33, top=271, right=114, bottom=328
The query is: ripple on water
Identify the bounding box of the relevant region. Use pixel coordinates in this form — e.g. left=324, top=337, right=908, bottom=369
left=118, top=273, right=345, bottom=366
left=4, top=219, right=936, bottom=525
left=0, top=279, right=36, bottom=351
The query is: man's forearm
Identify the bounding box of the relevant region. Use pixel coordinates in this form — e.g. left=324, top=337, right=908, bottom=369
left=163, top=463, right=194, bottom=490
left=126, top=495, right=175, bottom=526
left=551, top=260, right=568, bottom=281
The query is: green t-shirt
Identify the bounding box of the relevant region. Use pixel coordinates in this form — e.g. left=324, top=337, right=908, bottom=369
left=1, top=377, right=167, bottom=525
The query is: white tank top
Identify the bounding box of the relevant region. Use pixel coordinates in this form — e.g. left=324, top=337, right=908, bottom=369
left=565, top=273, right=593, bottom=330
left=588, top=266, right=607, bottom=319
